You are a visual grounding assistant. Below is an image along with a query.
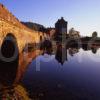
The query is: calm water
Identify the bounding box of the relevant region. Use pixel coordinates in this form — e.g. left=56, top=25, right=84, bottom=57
left=22, top=47, right=100, bottom=100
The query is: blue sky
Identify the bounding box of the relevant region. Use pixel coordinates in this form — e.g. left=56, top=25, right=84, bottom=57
left=0, top=0, right=100, bottom=36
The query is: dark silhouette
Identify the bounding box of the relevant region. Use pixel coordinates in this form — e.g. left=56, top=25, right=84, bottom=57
left=67, top=39, right=80, bottom=48
left=68, top=48, right=79, bottom=56
left=40, top=40, right=53, bottom=55
left=91, top=47, right=97, bottom=54
left=92, top=31, right=98, bottom=38
left=21, top=21, right=47, bottom=33
left=55, top=43, right=67, bottom=65
left=0, top=33, right=19, bottom=87
left=54, top=17, right=67, bottom=41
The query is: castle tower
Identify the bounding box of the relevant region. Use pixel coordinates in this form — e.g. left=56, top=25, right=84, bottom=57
left=55, top=17, right=68, bottom=41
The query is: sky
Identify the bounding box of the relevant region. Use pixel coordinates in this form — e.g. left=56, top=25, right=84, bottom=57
left=0, top=0, right=100, bottom=36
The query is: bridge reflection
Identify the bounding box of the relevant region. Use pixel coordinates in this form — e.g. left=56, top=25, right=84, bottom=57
left=0, top=34, right=19, bottom=86
left=0, top=34, right=42, bottom=98
left=0, top=35, right=43, bottom=99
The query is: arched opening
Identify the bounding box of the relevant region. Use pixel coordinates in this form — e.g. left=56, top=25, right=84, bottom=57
left=40, top=36, right=43, bottom=42
left=0, top=33, right=19, bottom=86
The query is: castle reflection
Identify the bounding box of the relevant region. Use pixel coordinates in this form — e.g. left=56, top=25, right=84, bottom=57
left=55, top=44, right=98, bottom=64
left=41, top=41, right=99, bottom=65
left=55, top=43, right=67, bottom=65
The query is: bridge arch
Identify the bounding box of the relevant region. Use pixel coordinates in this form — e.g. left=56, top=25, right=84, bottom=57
left=0, top=33, right=19, bottom=86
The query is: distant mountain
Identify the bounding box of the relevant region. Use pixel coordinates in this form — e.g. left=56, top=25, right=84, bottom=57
left=21, top=22, right=47, bottom=32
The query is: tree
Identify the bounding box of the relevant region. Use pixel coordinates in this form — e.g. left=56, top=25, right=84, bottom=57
left=92, top=31, right=98, bottom=38
left=69, top=28, right=74, bottom=35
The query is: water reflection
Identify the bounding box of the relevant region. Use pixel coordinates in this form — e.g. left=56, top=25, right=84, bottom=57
left=40, top=40, right=52, bottom=55
left=0, top=37, right=100, bottom=99
left=55, top=43, right=99, bottom=64
left=55, top=43, right=67, bottom=64
left=0, top=34, right=31, bottom=99
left=0, top=34, right=19, bottom=86
left=68, top=48, right=79, bottom=56
left=40, top=41, right=99, bottom=65
left=22, top=41, right=100, bottom=100
left=91, top=47, right=98, bottom=54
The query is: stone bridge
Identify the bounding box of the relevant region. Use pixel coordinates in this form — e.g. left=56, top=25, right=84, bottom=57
left=0, top=4, right=44, bottom=87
